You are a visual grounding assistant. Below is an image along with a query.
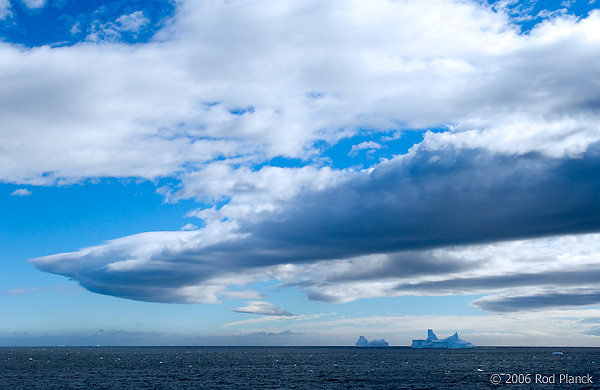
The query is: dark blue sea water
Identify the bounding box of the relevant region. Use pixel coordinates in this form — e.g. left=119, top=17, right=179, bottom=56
left=1, top=347, right=599, bottom=389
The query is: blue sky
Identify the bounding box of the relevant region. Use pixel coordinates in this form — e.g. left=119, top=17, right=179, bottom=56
left=2, top=0, right=600, bottom=347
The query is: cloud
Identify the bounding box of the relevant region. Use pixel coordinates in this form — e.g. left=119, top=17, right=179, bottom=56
left=180, top=223, right=197, bottom=231
left=87, top=11, right=150, bottom=42
left=174, top=164, right=346, bottom=226
left=10, top=0, right=600, bottom=312
left=1, top=1, right=600, bottom=185
left=217, top=308, right=600, bottom=347
left=20, top=0, right=44, bottom=10
left=242, top=145, right=600, bottom=261
left=244, top=330, right=302, bottom=336
left=232, top=301, right=294, bottom=316
left=561, top=0, right=574, bottom=8
left=583, top=327, right=600, bottom=336
left=115, top=11, right=150, bottom=33
left=578, top=317, right=600, bottom=324
left=70, top=22, right=81, bottom=36
left=30, top=145, right=600, bottom=306
left=490, top=0, right=535, bottom=22
left=472, top=289, right=600, bottom=312
left=4, top=310, right=600, bottom=346
left=222, top=314, right=325, bottom=328
left=11, top=189, right=31, bottom=196
left=302, top=234, right=600, bottom=305
left=0, top=0, right=11, bottom=19
left=0, top=285, right=81, bottom=296
left=348, top=141, right=383, bottom=156
left=0, top=287, right=44, bottom=296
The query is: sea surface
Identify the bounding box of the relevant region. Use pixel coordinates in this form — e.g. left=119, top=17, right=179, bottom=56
left=1, top=346, right=599, bottom=389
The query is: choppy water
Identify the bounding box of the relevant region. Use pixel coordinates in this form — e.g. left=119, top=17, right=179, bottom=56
left=1, top=347, right=599, bottom=389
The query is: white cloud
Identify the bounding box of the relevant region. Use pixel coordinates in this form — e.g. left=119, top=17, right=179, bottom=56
left=232, top=301, right=294, bottom=316
left=0, top=0, right=11, bottom=19
left=20, top=0, right=44, bottom=10
left=176, top=164, right=349, bottom=224
left=11, top=188, right=31, bottom=196
left=180, top=223, right=197, bottom=231
left=0, top=285, right=82, bottom=296
left=0, top=287, right=44, bottom=295
left=87, top=11, right=150, bottom=42
left=2, top=1, right=600, bottom=185
left=490, top=0, right=534, bottom=22
left=421, top=116, right=600, bottom=158
left=348, top=141, right=382, bottom=156
left=115, top=11, right=150, bottom=33
left=70, top=22, right=81, bottom=36
left=222, top=314, right=325, bottom=328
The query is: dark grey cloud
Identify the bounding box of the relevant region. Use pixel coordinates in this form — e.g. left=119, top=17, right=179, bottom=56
left=472, top=290, right=600, bottom=312
left=283, top=250, right=483, bottom=302
left=168, top=143, right=600, bottom=269
left=303, top=262, right=600, bottom=307
left=31, top=143, right=600, bottom=305
left=322, top=252, right=475, bottom=283
left=305, top=291, right=347, bottom=303
left=235, top=145, right=600, bottom=267
left=393, top=268, right=600, bottom=295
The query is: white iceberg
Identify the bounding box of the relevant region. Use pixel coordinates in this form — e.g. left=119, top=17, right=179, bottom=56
left=411, top=329, right=474, bottom=349
left=356, top=336, right=389, bottom=347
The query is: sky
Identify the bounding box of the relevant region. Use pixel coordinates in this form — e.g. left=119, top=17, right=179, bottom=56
left=1, top=0, right=600, bottom=347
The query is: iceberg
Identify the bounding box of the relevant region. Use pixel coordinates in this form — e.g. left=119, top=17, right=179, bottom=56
left=411, top=329, right=474, bottom=349
left=356, top=336, right=389, bottom=347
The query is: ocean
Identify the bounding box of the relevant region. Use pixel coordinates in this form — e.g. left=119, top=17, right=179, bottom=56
left=1, top=346, right=599, bottom=389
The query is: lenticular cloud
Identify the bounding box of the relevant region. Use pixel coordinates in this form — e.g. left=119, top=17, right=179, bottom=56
left=31, top=143, right=600, bottom=306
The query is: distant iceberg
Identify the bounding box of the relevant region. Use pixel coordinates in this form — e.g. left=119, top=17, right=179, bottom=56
left=356, top=336, right=389, bottom=347
left=411, top=329, right=474, bottom=349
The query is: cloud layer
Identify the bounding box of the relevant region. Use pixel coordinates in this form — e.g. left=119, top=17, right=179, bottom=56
left=2, top=0, right=600, bottom=184
left=31, top=146, right=600, bottom=310
left=9, top=0, right=600, bottom=313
